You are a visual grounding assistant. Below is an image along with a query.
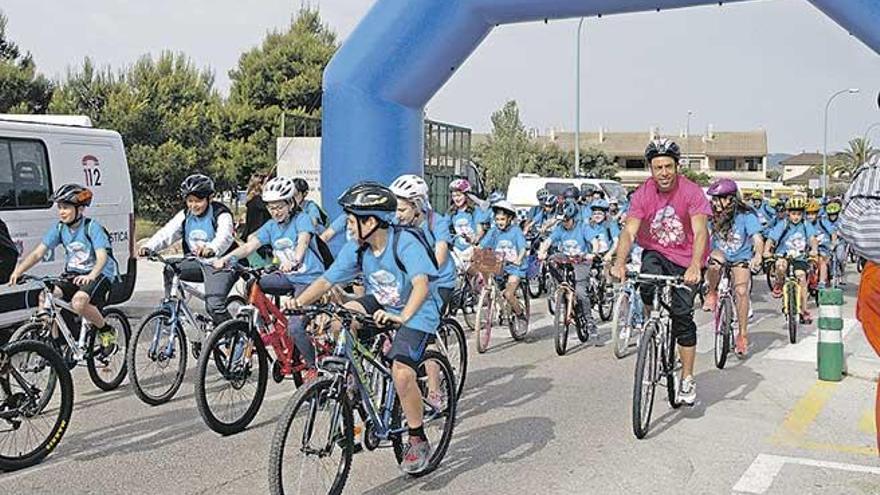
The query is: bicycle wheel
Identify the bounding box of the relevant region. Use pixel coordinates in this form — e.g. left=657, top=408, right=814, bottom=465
left=268, top=376, right=353, bottom=495
left=786, top=283, right=799, bottom=344
left=438, top=318, right=468, bottom=399
left=632, top=322, right=658, bottom=439
left=0, top=340, right=74, bottom=471
left=127, top=310, right=187, bottom=406
left=460, top=281, right=478, bottom=331
left=226, top=295, right=247, bottom=319
left=714, top=297, right=733, bottom=369
left=664, top=327, right=680, bottom=409
left=195, top=319, right=269, bottom=435
left=9, top=321, right=58, bottom=412
left=508, top=283, right=530, bottom=341
left=86, top=308, right=130, bottom=391
left=611, top=290, right=632, bottom=359
left=598, top=279, right=614, bottom=322
left=391, top=351, right=457, bottom=477
left=765, top=265, right=774, bottom=292
left=475, top=287, right=493, bottom=354
left=553, top=291, right=570, bottom=356
left=546, top=275, right=557, bottom=315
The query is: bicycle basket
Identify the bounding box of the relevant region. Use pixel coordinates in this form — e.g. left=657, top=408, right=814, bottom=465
left=471, top=248, right=503, bottom=275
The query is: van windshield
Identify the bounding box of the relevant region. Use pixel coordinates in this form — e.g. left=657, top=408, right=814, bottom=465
left=545, top=182, right=575, bottom=197
left=601, top=182, right=627, bottom=202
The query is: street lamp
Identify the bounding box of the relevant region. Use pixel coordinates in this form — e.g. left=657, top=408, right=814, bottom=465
left=823, top=88, right=859, bottom=196
left=574, top=17, right=585, bottom=177
left=685, top=110, right=693, bottom=168
left=864, top=122, right=880, bottom=144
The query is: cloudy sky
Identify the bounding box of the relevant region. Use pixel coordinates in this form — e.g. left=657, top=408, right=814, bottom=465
left=3, top=0, right=879, bottom=153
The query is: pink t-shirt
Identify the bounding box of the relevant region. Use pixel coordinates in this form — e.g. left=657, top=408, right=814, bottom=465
left=628, top=175, right=712, bottom=268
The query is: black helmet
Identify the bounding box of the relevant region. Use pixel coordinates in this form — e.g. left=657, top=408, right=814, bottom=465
left=180, top=174, right=215, bottom=198
left=293, top=178, right=309, bottom=194
left=645, top=138, right=681, bottom=163
left=52, top=183, right=93, bottom=207
left=562, top=185, right=581, bottom=201
left=562, top=199, right=580, bottom=219
left=541, top=194, right=558, bottom=207
left=338, top=181, right=397, bottom=222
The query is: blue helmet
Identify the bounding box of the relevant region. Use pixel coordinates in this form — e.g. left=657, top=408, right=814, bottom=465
left=541, top=194, right=558, bottom=207
left=590, top=199, right=610, bottom=211
left=562, top=200, right=580, bottom=219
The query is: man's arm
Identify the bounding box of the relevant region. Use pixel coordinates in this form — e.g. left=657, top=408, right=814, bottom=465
left=685, top=214, right=709, bottom=284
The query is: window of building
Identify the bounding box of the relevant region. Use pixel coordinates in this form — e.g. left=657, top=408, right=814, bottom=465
left=0, top=138, right=52, bottom=210
left=715, top=159, right=735, bottom=172
left=625, top=159, right=645, bottom=170
left=745, top=157, right=762, bottom=172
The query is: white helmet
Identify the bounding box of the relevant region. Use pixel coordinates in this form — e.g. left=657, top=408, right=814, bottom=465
left=390, top=174, right=429, bottom=200
left=262, top=176, right=296, bottom=203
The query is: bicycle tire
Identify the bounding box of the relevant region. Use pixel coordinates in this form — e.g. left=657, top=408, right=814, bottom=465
left=553, top=291, right=570, bottom=356
left=86, top=308, right=131, bottom=391
left=664, top=327, right=680, bottom=410
left=546, top=275, right=557, bottom=315
left=438, top=318, right=468, bottom=399
left=714, top=297, right=733, bottom=369
left=787, top=283, right=798, bottom=344
left=127, top=309, right=188, bottom=406
left=391, top=351, right=457, bottom=477
left=0, top=340, right=74, bottom=471
left=508, top=283, right=530, bottom=341
left=475, top=287, right=493, bottom=354
left=9, top=321, right=58, bottom=412
left=632, top=322, right=658, bottom=439
left=268, top=377, right=353, bottom=495
left=611, top=290, right=631, bottom=359
left=765, top=265, right=774, bottom=292
left=527, top=273, right=543, bottom=298
left=195, top=319, right=269, bottom=435
left=598, top=279, right=614, bottom=322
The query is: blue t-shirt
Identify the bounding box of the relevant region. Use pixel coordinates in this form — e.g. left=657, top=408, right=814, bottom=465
left=184, top=205, right=221, bottom=253
left=754, top=202, right=776, bottom=227
left=301, top=200, right=322, bottom=226
left=582, top=220, right=620, bottom=254
left=532, top=208, right=557, bottom=231
left=450, top=209, right=477, bottom=250
left=475, top=207, right=493, bottom=228
left=479, top=225, right=527, bottom=277
left=328, top=213, right=353, bottom=242
left=548, top=223, right=591, bottom=256
left=768, top=220, right=817, bottom=257
left=710, top=212, right=762, bottom=263
left=324, top=230, right=441, bottom=334
left=254, top=212, right=323, bottom=284
left=420, top=213, right=456, bottom=289
left=811, top=217, right=839, bottom=253
left=42, top=218, right=118, bottom=279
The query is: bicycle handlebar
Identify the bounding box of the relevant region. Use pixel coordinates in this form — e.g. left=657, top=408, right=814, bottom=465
left=285, top=303, right=396, bottom=329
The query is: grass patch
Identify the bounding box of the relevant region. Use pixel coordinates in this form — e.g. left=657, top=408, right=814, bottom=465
left=135, top=217, right=162, bottom=241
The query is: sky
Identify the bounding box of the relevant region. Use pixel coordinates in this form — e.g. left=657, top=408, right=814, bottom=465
left=3, top=0, right=879, bottom=153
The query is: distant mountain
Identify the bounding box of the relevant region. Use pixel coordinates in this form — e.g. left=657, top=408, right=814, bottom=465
left=767, top=153, right=792, bottom=171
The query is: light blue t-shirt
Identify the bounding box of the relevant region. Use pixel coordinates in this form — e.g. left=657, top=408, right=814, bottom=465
left=450, top=209, right=477, bottom=250
left=810, top=217, right=839, bottom=253
left=324, top=230, right=441, bottom=334
left=42, top=218, right=118, bottom=279
left=255, top=212, right=323, bottom=284
left=475, top=207, right=493, bottom=227
left=532, top=208, right=557, bottom=231
left=582, top=220, right=620, bottom=254
left=768, top=220, right=817, bottom=257
left=184, top=204, right=221, bottom=253
left=328, top=213, right=353, bottom=242
left=710, top=212, right=762, bottom=263
left=419, top=213, right=456, bottom=289
left=301, top=200, right=323, bottom=228
left=547, top=223, right=591, bottom=256
left=479, top=224, right=527, bottom=277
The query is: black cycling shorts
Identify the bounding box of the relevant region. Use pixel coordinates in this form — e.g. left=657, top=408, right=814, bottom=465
left=638, top=251, right=697, bottom=347
left=55, top=273, right=112, bottom=309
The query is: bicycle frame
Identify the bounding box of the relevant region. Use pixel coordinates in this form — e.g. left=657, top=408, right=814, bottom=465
left=235, top=277, right=300, bottom=377
left=147, top=268, right=212, bottom=360
left=30, top=283, right=91, bottom=362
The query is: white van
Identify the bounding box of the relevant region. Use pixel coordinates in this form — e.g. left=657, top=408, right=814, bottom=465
left=0, top=115, right=136, bottom=330
left=506, top=173, right=627, bottom=209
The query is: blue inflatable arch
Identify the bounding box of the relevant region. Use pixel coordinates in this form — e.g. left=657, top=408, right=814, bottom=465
left=321, top=0, right=880, bottom=213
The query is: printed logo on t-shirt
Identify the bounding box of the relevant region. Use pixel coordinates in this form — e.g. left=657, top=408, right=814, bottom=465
left=495, top=239, right=518, bottom=262
left=368, top=270, right=402, bottom=306
left=273, top=237, right=306, bottom=273
left=716, top=229, right=745, bottom=254
left=67, top=241, right=93, bottom=271
left=649, top=206, right=685, bottom=248
left=454, top=218, right=474, bottom=237
left=188, top=229, right=209, bottom=249
left=783, top=231, right=808, bottom=253
left=589, top=233, right=610, bottom=254
left=561, top=239, right=583, bottom=256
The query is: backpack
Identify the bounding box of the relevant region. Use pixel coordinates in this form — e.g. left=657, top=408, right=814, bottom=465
left=181, top=201, right=239, bottom=256
left=57, top=218, right=120, bottom=282
left=304, top=199, right=329, bottom=228
left=840, top=154, right=880, bottom=262
left=308, top=234, right=335, bottom=269
left=356, top=225, right=439, bottom=275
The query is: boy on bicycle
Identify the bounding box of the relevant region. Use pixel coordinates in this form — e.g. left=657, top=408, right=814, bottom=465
left=537, top=199, right=597, bottom=336
left=763, top=197, right=819, bottom=324
left=702, top=179, right=764, bottom=356
left=287, top=182, right=441, bottom=474
left=805, top=199, right=838, bottom=289
left=9, top=184, right=119, bottom=355
left=582, top=199, right=620, bottom=270
left=479, top=200, right=529, bottom=325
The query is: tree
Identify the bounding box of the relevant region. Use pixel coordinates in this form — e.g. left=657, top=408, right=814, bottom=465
left=0, top=11, right=52, bottom=113
left=475, top=100, right=532, bottom=190
left=681, top=168, right=712, bottom=186
left=810, top=137, right=877, bottom=183
left=577, top=149, right=620, bottom=180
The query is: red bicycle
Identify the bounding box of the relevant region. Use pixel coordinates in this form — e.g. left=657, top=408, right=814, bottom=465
left=194, top=264, right=333, bottom=435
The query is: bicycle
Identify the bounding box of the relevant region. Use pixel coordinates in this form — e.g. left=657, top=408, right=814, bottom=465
left=610, top=270, right=645, bottom=359
left=436, top=317, right=468, bottom=400
left=194, top=263, right=334, bottom=435
left=711, top=261, right=753, bottom=369
left=127, top=253, right=246, bottom=406
left=587, top=257, right=615, bottom=322
left=11, top=274, right=131, bottom=395
left=631, top=272, right=691, bottom=439
left=0, top=339, right=73, bottom=471
left=765, top=254, right=808, bottom=344
left=268, top=304, right=456, bottom=494
left=548, top=254, right=593, bottom=356
left=446, top=246, right=479, bottom=331
left=472, top=249, right=531, bottom=354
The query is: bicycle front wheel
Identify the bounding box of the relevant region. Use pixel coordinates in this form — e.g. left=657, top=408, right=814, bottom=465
left=475, top=287, right=493, bottom=354
left=437, top=318, right=468, bottom=399
left=196, top=319, right=269, bottom=435
left=786, top=283, right=799, bottom=344
left=128, top=310, right=187, bottom=406
left=0, top=340, right=74, bottom=471
left=553, top=291, right=570, bottom=356
left=508, top=283, right=530, bottom=341
left=632, top=322, right=658, bottom=439
left=714, top=297, right=733, bottom=370
left=86, top=308, right=131, bottom=391
left=10, top=321, right=58, bottom=412
left=268, top=377, right=353, bottom=495
left=611, top=290, right=632, bottom=359
left=598, top=279, right=614, bottom=322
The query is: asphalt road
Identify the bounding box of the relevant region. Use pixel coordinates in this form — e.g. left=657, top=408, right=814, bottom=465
left=1, top=263, right=878, bottom=494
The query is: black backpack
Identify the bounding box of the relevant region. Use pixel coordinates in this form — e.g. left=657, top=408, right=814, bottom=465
left=181, top=201, right=239, bottom=256
left=303, top=199, right=330, bottom=228
left=308, top=234, right=335, bottom=269
left=356, top=225, right=439, bottom=275
left=56, top=218, right=120, bottom=282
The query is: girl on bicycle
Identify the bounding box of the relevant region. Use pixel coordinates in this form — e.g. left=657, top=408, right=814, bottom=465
left=479, top=200, right=528, bottom=325
left=448, top=178, right=479, bottom=254
left=702, top=179, right=764, bottom=356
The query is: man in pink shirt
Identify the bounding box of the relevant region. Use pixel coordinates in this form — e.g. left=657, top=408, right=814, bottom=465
left=611, top=138, right=711, bottom=406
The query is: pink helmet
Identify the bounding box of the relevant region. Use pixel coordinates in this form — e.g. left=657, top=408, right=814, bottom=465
left=449, top=178, right=471, bottom=193
left=707, top=178, right=738, bottom=197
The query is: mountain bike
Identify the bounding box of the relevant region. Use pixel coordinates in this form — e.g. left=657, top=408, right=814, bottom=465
left=127, top=253, right=246, bottom=406
left=12, top=275, right=130, bottom=396
left=268, top=304, right=456, bottom=494
left=0, top=339, right=73, bottom=471
left=472, top=249, right=530, bottom=354
left=631, top=272, right=691, bottom=439
left=548, top=254, right=592, bottom=356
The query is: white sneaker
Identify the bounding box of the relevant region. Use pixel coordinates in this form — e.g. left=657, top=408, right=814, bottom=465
left=677, top=375, right=696, bottom=406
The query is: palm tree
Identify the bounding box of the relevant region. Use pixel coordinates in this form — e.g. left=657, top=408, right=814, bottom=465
left=820, top=137, right=877, bottom=181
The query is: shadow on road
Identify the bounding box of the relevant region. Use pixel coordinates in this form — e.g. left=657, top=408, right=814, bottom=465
left=456, top=365, right=551, bottom=422
left=361, top=416, right=556, bottom=494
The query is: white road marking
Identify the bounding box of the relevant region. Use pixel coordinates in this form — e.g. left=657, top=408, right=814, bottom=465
left=764, top=318, right=856, bottom=363
left=733, top=453, right=880, bottom=494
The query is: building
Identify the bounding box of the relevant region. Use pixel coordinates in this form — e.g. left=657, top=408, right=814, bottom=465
left=780, top=152, right=823, bottom=182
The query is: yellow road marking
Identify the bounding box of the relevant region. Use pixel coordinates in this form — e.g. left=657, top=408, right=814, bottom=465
left=775, top=381, right=838, bottom=442
left=859, top=410, right=877, bottom=435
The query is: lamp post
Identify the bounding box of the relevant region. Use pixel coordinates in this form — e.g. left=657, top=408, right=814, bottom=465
left=685, top=110, right=693, bottom=169
left=864, top=122, right=880, bottom=144
left=823, top=88, right=859, bottom=196
left=575, top=17, right=585, bottom=177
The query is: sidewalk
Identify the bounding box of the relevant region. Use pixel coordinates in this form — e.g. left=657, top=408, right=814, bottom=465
left=120, top=258, right=165, bottom=320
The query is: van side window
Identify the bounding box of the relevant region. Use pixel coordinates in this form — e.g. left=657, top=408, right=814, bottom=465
left=0, top=138, right=52, bottom=210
